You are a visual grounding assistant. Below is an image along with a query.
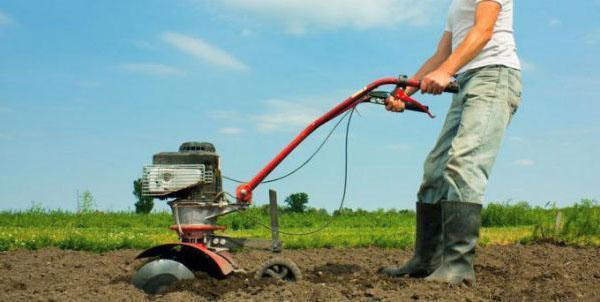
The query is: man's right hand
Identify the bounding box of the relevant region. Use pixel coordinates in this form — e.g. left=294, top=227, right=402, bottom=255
left=385, top=78, right=419, bottom=113
left=385, top=94, right=406, bottom=112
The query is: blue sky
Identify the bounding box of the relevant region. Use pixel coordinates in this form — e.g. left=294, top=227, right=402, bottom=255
left=0, top=0, right=598, bottom=212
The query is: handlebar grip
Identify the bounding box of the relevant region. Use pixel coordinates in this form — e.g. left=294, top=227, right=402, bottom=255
left=397, top=75, right=459, bottom=94
left=445, top=81, right=459, bottom=93
left=404, top=102, right=429, bottom=113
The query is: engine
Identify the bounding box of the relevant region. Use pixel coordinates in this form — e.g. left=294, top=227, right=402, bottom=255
left=142, top=141, right=222, bottom=202
left=141, top=142, right=235, bottom=232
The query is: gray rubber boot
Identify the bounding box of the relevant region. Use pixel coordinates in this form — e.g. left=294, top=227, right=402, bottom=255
left=380, top=202, right=442, bottom=278
left=425, top=201, right=482, bottom=285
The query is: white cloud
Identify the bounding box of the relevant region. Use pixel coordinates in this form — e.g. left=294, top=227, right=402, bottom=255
left=252, top=99, right=321, bottom=133
left=520, top=58, right=535, bottom=73
left=508, top=136, right=524, bottom=143
left=121, top=63, right=185, bottom=76
left=218, top=0, right=441, bottom=34
left=0, top=11, right=12, bottom=26
left=132, top=40, right=157, bottom=50
left=548, top=18, right=562, bottom=28
left=584, top=29, right=600, bottom=45
left=557, top=75, right=600, bottom=98
left=161, top=32, right=248, bottom=71
left=0, top=106, right=14, bottom=113
left=240, top=28, right=254, bottom=37
left=218, top=127, right=244, bottom=135
left=209, top=90, right=358, bottom=134
left=209, top=110, right=242, bottom=120
left=514, top=159, right=535, bottom=167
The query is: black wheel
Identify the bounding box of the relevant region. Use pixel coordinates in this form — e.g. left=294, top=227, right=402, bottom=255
left=132, top=259, right=195, bottom=294
left=255, top=257, right=302, bottom=282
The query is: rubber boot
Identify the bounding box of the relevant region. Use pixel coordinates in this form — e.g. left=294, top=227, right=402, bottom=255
left=425, top=200, right=482, bottom=286
left=380, top=202, right=442, bottom=278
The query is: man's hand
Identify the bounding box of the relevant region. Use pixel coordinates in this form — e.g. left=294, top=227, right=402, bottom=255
left=421, top=69, right=453, bottom=95
left=385, top=94, right=405, bottom=113
left=385, top=75, right=421, bottom=113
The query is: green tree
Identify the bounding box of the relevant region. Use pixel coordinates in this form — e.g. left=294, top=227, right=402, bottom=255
left=133, top=178, right=154, bottom=214
left=284, top=192, right=309, bottom=213
left=77, top=190, right=96, bottom=213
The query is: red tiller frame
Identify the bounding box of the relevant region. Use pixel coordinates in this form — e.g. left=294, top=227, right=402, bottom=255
left=235, top=76, right=436, bottom=203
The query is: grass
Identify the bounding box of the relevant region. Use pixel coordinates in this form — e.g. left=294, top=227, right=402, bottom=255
left=0, top=200, right=597, bottom=252
left=528, top=199, right=600, bottom=246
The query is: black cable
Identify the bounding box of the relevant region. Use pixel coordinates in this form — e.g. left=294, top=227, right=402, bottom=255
left=225, top=105, right=357, bottom=236
left=222, top=109, right=352, bottom=184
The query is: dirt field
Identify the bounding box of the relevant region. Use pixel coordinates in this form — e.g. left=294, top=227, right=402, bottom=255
left=1, top=244, right=598, bottom=301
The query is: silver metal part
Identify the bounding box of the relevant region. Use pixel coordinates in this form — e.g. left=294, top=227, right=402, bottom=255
left=367, top=91, right=389, bottom=105
left=132, top=259, right=195, bottom=295
left=170, top=200, right=235, bottom=226
left=142, top=164, right=213, bottom=196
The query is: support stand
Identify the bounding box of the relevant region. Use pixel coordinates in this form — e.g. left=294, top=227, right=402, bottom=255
left=255, top=189, right=302, bottom=281
left=269, top=189, right=282, bottom=253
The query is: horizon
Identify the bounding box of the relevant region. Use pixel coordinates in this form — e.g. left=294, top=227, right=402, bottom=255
left=6, top=197, right=596, bottom=214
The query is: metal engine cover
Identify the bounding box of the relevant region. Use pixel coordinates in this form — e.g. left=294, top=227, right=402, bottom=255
left=141, top=142, right=223, bottom=202
left=143, top=164, right=211, bottom=194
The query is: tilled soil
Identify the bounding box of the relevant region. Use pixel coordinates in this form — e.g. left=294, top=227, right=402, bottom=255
left=0, top=244, right=598, bottom=301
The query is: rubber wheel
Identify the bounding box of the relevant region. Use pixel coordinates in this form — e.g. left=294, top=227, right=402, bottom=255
left=132, top=259, right=195, bottom=294
left=255, top=257, right=302, bottom=282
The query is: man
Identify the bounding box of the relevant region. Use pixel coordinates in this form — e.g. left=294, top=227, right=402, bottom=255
left=380, top=0, right=522, bottom=285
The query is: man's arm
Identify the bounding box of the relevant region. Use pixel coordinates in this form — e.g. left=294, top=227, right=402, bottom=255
left=421, top=1, right=501, bottom=95
left=385, top=32, right=452, bottom=112
left=406, top=31, right=453, bottom=95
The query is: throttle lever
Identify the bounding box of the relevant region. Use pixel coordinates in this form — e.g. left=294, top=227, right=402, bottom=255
left=367, top=91, right=389, bottom=105
left=366, top=91, right=432, bottom=116
left=391, top=88, right=435, bottom=118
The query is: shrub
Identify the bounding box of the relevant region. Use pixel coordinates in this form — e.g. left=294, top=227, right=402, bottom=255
left=530, top=199, right=599, bottom=245
left=284, top=192, right=309, bottom=213
left=482, top=201, right=548, bottom=227
left=133, top=178, right=154, bottom=214
left=77, top=190, right=96, bottom=213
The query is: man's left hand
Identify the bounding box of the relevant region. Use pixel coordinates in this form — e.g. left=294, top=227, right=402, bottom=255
left=421, top=69, right=453, bottom=95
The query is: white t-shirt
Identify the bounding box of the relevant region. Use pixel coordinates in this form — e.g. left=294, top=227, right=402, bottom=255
left=445, top=0, right=520, bottom=74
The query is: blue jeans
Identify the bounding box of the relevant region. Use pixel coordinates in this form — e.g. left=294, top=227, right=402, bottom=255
left=417, top=65, right=522, bottom=204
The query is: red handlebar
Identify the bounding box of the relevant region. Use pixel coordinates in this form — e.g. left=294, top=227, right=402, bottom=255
left=235, top=76, right=457, bottom=203
left=397, top=76, right=460, bottom=93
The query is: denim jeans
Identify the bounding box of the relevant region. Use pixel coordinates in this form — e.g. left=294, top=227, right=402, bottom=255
left=417, top=65, right=522, bottom=204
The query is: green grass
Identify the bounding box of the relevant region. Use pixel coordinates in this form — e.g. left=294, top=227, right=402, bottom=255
left=528, top=199, right=600, bottom=245
left=0, top=200, right=597, bottom=252
left=481, top=201, right=553, bottom=227
left=0, top=209, right=173, bottom=228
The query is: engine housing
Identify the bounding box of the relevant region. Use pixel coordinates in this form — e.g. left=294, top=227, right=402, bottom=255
left=142, top=142, right=223, bottom=203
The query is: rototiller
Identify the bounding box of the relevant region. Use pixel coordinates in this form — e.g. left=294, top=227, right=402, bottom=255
left=132, top=76, right=458, bottom=294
